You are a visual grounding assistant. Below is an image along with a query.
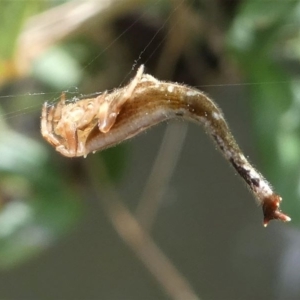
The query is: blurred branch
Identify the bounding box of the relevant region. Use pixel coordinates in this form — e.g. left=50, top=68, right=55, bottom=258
left=16, top=0, right=149, bottom=73
left=136, top=122, right=188, bottom=231
left=85, top=155, right=200, bottom=300
left=136, top=0, right=190, bottom=231
left=154, top=0, right=194, bottom=78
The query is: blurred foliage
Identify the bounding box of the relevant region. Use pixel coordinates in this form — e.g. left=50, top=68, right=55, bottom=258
left=0, top=0, right=300, bottom=270
left=0, top=111, right=82, bottom=269
left=0, top=0, right=85, bottom=269
left=0, top=0, right=130, bottom=269
left=227, top=0, right=300, bottom=222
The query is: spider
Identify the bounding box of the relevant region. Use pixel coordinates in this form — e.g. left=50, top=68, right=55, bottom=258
left=41, top=66, right=144, bottom=157
left=41, top=65, right=290, bottom=226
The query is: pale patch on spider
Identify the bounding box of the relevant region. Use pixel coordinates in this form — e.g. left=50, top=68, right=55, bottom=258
left=212, top=111, right=222, bottom=120
left=167, top=85, right=175, bottom=93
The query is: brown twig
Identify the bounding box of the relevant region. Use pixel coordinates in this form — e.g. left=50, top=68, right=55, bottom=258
left=84, top=156, right=201, bottom=300
left=136, top=122, right=188, bottom=230
left=136, top=0, right=190, bottom=231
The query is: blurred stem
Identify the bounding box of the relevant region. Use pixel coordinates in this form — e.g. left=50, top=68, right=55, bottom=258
left=154, top=0, right=191, bottom=78
left=16, top=0, right=150, bottom=73
left=85, top=155, right=200, bottom=300
left=136, top=0, right=189, bottom=231
left=136, top=122, right=188, bottom=231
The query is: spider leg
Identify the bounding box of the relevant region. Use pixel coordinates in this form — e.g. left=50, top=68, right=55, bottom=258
left=55, top=94, right=82, bottom=156
left=41, top=101, right=79, bottom=157
left=97, top=92, right=112, bottom=133
left=41, top=102, right=49, bottom=139
left=98, top=106, right=118, bottom=133
left=122, top=65, right=144, bottom=101
left=77, top=97, right=101, bottom=130
left=41, top=102, right=62, bottom=148
left=53, top=92, right=66, bottom=122
left=56, top=122, right=78, bottom=157
left=97, top=66, right=144, bottom=133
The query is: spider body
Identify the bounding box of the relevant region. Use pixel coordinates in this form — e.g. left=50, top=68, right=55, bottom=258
left=41, top=65, right=290, bottom=225
left=41, top=66, right=144, bottom=157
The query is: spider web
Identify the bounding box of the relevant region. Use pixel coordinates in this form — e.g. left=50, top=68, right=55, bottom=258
left=0, top=0, right=296, bottom=122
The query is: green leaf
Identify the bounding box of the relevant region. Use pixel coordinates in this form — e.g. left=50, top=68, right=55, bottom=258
left=0, top=124, right=82, bottom=269
left=32, top=46, right=82, bottom=90
left=0, top=0, right=44, bottom=59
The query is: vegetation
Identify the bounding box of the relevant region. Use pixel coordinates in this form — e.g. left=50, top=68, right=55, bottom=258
left=0, top=0, right=300, bottom=299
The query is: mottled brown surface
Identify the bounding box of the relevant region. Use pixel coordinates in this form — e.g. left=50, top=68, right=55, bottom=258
left=42, top=70, right=290, bottom=226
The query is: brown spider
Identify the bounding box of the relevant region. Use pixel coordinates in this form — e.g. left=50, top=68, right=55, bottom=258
left=41, top=66, right=144, bottom=157
left=41, top=65, right=290, bottom=226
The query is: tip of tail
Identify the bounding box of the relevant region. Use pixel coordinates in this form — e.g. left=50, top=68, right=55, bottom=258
left=262, top=194, right=291, bottom=227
